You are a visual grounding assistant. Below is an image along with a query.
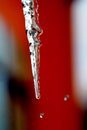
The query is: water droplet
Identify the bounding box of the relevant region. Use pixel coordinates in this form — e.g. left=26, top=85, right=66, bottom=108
left=64, top=94, right=70, bottom=101
left=40, top=113, right=44, bottom=118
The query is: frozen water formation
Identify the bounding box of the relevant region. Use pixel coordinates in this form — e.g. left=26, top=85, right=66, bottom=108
left=21, top=0, right=42, bottom=99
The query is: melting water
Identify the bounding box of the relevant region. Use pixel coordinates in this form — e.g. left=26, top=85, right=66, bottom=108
left=40, top=113, right=45, bottom=119
left=64, top=95, right=70, bottom=101
left=21, top=0, right=43, bottom=99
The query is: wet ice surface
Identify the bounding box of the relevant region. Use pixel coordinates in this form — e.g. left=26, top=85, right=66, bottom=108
left=21, top=0, right=42, bottom=99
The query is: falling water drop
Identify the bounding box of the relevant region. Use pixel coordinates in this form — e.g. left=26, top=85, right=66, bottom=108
left=64, top=94, right=70, bottom=101
left=40, top=113, right=45, bottom=118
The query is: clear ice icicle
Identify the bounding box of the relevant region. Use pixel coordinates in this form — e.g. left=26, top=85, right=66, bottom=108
left=21, top=0, right=42, bottom=99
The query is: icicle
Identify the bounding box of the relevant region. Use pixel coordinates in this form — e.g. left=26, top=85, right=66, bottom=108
left=21, top=0, right=42, bottom=99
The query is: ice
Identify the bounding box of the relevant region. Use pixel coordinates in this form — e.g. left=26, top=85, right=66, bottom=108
left=21, top=0, right=42, bottom=99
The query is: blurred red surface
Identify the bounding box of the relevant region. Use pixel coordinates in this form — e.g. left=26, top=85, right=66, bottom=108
left=0, top=0, right=83, bottom=130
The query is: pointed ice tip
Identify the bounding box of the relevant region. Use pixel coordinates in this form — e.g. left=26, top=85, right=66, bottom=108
left=36, top=94, right=40, bottom=99
left=34, top=81, right=40, bottom=99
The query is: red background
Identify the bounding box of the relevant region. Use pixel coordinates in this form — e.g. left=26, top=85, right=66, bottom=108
left=0, top=0, right=83, bottom=130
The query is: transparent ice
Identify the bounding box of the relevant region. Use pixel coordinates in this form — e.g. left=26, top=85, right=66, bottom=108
left=21, top=0, right=42, bottom=99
